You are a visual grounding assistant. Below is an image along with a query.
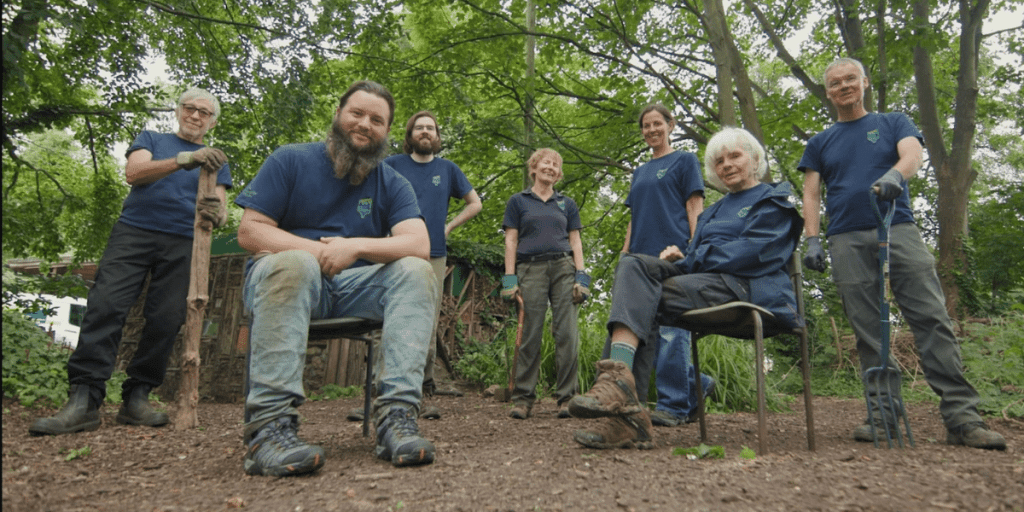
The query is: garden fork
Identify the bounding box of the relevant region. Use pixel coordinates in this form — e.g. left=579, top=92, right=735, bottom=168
left=864, top=189, right=915, bottom=448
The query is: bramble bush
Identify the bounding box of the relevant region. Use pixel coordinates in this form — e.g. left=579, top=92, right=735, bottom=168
left=2, top=308, right=71, bottom=407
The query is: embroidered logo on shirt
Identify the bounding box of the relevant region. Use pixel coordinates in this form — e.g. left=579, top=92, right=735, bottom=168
left=432, top=175, right=441, bottom=186
left=557, top=199, right=566, bottom=211
left=358, top=198, right=373, bottom=218
left=656, top=168, right=668, bottom=179
left=867, top=129, right=880, bottom=143
left=738, top=206, right=751, bottom=218
left=240, top=187, right=257, bottom=198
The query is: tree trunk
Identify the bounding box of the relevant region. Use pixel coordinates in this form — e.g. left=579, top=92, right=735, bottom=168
left=173, top=168, right=217, bottom=429
left=912, top=0, right=988, bottom=319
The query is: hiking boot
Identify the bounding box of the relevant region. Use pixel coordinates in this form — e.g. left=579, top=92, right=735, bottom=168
left=116, top=386, right=169, bottom=427
left=853, top=419, right=899, bottom=442
left=649, top=409, right=683, bottom=427
left=244, top=416, right=325, bottom=477
left=509, top=403, right=531, bottom=420
left=347, top=406, right=365, bottom=422
left=947, top=422, right=1007, bottom=450
left=568, top=360, right=643, bottom=419
left=375, top=406, right=435, bottom=467
left=28, top=385, right=101, bottom=436
left=557, top=402, right=571, bottom=419
left=420, top=405, right=442, bottom=420
left=572, top=410, right=654, bottom=450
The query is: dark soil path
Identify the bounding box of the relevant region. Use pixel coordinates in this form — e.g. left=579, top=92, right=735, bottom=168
left=3, top=389, right=1022, bottom=512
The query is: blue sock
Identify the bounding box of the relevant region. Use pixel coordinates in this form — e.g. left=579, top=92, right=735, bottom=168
left=609, top=341, right=636, bottom=369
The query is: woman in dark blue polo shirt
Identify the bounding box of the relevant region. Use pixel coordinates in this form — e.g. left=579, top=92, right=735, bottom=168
left=501, top=148, right=589, bottom=420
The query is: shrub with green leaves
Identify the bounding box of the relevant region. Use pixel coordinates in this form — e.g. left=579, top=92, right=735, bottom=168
left=2, top=308, right=72, bottom=407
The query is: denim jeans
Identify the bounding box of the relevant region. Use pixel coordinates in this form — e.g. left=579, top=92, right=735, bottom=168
left=242, top=250, right=436, bottom=440
left=654, top=325, right=713, bottom=418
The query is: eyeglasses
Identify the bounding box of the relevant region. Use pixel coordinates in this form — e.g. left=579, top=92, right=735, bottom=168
left=181, top=103, right=215, bottom=119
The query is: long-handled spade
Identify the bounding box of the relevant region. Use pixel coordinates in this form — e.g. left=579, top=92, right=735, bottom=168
left=864, top=189, right=915, bottom=448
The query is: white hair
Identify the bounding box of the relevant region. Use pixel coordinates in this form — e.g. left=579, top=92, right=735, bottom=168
left=703, top=127, right=768, bottom=191
left=177, top=87, right=220, bottom=118
left=823, top=57, right=867, bottom=84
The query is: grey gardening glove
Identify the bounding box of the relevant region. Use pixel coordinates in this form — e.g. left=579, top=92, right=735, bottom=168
left=177, top=147, right=228, bottom=172
left=196, top=194, right=226, bottom=228
left=803, top=236, right=826, bottom=272
left=872, top=168, right=905, bottom=201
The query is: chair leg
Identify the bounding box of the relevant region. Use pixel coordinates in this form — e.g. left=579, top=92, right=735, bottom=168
left=692, top=334, right=707, bottom=443
left=753, top=311, right=768, bottom=456
left=800, top=329, right=816, bottom=451
left=362, top=335, right=373, bottom=438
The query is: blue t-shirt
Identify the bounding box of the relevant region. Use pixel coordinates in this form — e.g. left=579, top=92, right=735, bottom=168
left=798, top=112, right=921, bottom=237
left=235, top=142, right=422, bottom=267
left=121, top=131, right=233, bottom=238
left=383, top=154, right=474, bottom=258
left=625, top=151, right=705, bottom=256
left=502, top=189, right=582, bottom=257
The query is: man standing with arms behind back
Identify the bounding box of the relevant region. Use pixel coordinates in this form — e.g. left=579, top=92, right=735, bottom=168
left=29, top=87, right=232, bottom=436
left=385, top=111, right=481, bottom=410
left=799, top=57, right=1005, bottom=450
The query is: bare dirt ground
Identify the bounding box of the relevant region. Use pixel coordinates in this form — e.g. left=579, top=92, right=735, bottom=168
left=4, top=386, right=1022, bottom=512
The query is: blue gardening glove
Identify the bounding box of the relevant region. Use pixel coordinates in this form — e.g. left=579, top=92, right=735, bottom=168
left=872, top=168, right=905, bottom=201
left=501, top=274, right=519, bottom=301
left=803, top=236, right=827, bottom=272
left=572, top=271, right=591, bottom=304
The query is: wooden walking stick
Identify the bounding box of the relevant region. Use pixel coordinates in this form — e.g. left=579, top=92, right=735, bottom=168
left=173, top=166, right=218, bottom=430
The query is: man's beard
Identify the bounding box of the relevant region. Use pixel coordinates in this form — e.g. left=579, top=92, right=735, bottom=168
left=412, top=135, right=440, bottom=156
left=326, top=119, right=387, bottom=186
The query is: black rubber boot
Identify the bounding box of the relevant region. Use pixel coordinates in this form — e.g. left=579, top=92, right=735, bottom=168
left=28, top=385, right=101, bottom=436
left=116, top=386, right=169, bottom=427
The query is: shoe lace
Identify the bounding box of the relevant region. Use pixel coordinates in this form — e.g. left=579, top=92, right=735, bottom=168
left=384, top=408, right=420, bottom=437
left=260, top=418, right=302, bottom=451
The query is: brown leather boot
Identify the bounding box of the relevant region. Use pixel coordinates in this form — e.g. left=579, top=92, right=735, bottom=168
left=572, top=410, right=654, bottom=450
left=567, top=360, right=642, bottom=419
left=28, top=385, right=101, bottom=436
left=116, top=386, right=169, bottom=427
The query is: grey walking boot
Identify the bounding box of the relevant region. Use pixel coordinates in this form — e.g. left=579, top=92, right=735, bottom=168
left=29, top=385, right=101, bottom=436
left=116, top=386, right=169, bottom=427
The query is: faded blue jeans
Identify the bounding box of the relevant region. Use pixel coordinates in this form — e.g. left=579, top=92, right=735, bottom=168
left=242, top=250, right=436, bottom=440
left=654, top=325, right=713, bottom=419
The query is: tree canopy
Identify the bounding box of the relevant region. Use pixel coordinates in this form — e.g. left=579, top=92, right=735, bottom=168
left=3, top=0, right=1022, bottom=314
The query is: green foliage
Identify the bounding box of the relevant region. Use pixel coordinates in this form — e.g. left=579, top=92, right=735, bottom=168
left=61, top=446, right=92, bottom=462
left=960, top=314, right=1024, bottom=418
left=2, top=308, right=71, bottom=407
left=696, top=336, right=789, bottom=413
left=104, top=371, right=129, bottom=405
left=739, top=446, right=757, bottom=460
left=308, top=383, right=361, bottom=401
left=672, top=443, right=725, bottom=460
left=453, top=333, right=509, bottom=388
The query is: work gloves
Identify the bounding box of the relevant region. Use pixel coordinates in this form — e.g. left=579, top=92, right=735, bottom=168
left=177, top=147, right=228, bottom=172
left=196, top=194, right=227, bottom=228
left=803, top=236, right=827, bottom=272
left=872, top=168, right=905, bottom=201
left=572, top=271, right=591, bottom=304
left=501, top=275, right=519, bottom=301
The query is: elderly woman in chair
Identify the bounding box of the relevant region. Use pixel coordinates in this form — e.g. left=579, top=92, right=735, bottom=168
left=567, top=127, right=804, bottom=449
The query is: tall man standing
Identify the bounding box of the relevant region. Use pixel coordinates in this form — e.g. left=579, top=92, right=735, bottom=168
left=385, top=111, right=481, bottom=404
left=799, top=57, right=1005, bottom=450
left=29, top=87, right=232, bottom=436
left=236, top=80, right=438, bottom=477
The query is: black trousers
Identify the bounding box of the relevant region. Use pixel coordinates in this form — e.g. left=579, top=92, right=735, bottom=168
left=67, top=222, right=192, bottom=400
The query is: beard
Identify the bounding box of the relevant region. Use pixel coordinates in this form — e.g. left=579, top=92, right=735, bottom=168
left=412, top=134, right=440, bottom=156
left=326, top=118, right=387, bottom=186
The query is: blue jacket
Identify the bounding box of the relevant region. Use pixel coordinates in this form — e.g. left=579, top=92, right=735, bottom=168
left=678, top=182, right=804, bottom=329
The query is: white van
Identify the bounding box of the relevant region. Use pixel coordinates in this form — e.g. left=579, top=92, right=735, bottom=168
left=20, top=294, right=87, bottom=350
